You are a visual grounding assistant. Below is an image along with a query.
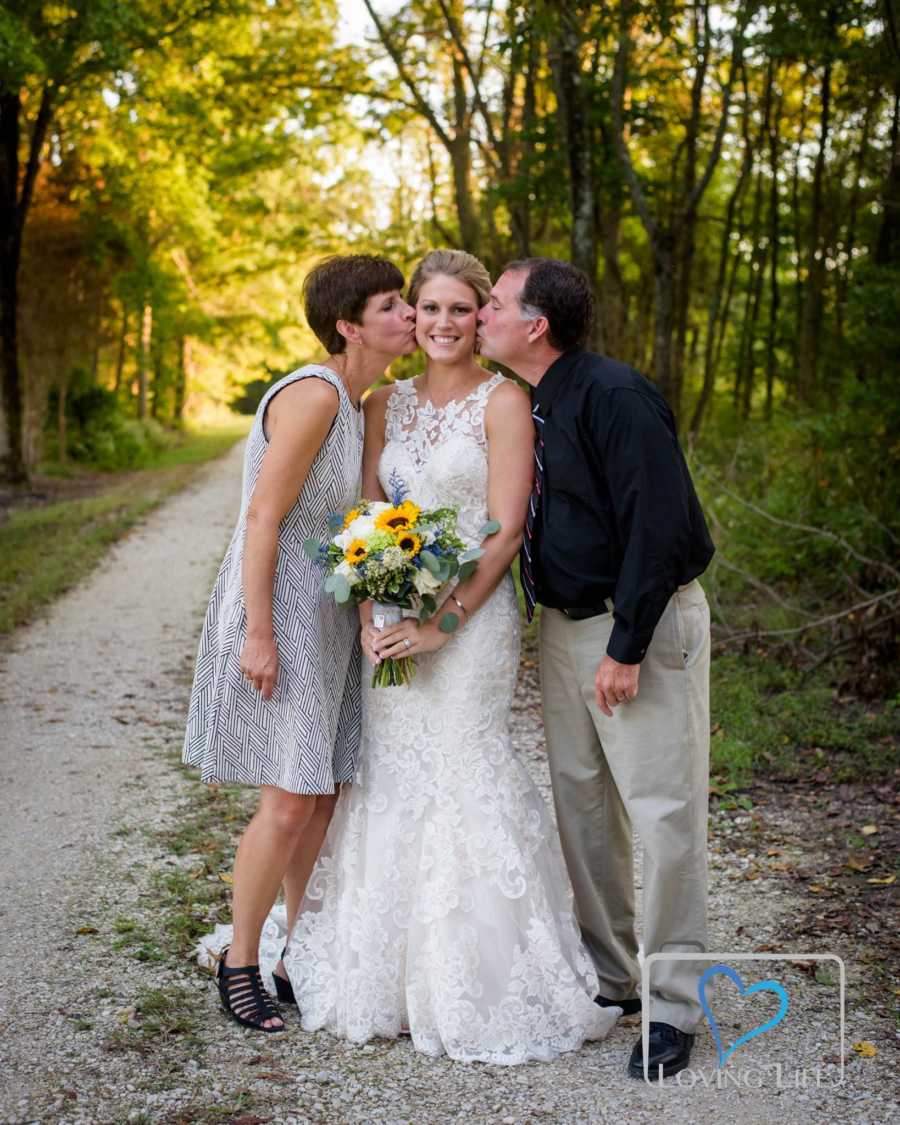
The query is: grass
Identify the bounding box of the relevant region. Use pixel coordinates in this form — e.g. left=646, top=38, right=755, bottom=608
left=148, top=758, right=253, bottom=958
left=0, top=422, right=248, bottom=634
left=103, top=983, right=203, bottom=1055
left=710, top=652, right=899, bottom=788
left=514, top=562, right=898, bottom=789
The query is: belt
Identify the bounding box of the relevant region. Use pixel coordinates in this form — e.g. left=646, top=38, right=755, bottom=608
left=561, top=599, right=614, bottom=620
left=561, top=584, right=694, bottom=621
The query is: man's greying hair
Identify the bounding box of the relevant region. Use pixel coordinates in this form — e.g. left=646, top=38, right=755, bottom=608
left=504, top=258, right=594, bottom=352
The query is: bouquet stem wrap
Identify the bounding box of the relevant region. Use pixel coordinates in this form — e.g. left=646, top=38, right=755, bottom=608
left=371, top=602, right=415, bottom=688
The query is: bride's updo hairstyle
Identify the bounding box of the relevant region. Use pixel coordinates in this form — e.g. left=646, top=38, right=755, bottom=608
left=407, top=249, right=492, bottom=309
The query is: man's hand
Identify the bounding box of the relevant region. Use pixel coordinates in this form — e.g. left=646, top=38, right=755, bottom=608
left=595, top=654, right=640, bottom=717
left=240, top=636, right=279, bottom=700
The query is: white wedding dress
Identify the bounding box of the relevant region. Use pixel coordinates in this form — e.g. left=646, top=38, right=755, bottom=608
left=198, top=373, right=617, bottom=1064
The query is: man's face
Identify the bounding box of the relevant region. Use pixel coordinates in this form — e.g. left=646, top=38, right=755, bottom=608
left=476, top=269, right=531, bottom=366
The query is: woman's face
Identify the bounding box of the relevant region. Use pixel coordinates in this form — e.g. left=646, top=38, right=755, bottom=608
left=358, top=289, right=417, bottom=358
left=414, top=275, right=480, bottom=364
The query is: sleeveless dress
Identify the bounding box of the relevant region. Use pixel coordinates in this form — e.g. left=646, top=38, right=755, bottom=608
left=182, top=365, right=364, bottom=795
left=276, top=373, right=617, bottom=1063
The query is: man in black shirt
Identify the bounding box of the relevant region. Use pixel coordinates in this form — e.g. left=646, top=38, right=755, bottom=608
left=478, top=258, right=714, bottom=1080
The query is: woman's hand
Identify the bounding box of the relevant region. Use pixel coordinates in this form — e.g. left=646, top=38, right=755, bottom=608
left=374, top=617, right=450, bottom=660
left=361, top=621, right=382, bottom=668
left=240, top=636, right=279, bottom=699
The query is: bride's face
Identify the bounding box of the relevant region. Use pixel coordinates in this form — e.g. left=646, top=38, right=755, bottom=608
left=414, top=275, right=480, bottom=364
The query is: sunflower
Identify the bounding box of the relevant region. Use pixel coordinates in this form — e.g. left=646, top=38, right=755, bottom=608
left=342, top=507, right=361, bottom=529
left=375, top=504, right=414, bottom=533
left=398, top=500, right=421, bottom=523
left=395, top=530, right=422, bottom=556
left=344, top=539, right=369, bottom=564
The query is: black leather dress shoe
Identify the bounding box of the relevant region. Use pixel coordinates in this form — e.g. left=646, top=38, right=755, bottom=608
left=628, top=1022, right=695, bottom=1080
left=595, top=994, right=642, bottom=1017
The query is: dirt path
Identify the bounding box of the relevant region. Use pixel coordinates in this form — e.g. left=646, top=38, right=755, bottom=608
left=0, top=442, right=895, bottom=1124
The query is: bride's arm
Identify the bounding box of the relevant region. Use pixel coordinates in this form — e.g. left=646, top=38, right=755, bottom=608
left=375, top=380, right=533, bottom=660
left=359, top=385, right=392, bottom=665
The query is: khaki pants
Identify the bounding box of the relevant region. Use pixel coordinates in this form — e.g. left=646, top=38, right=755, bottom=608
left=539, top=581, right=711, bottom=1033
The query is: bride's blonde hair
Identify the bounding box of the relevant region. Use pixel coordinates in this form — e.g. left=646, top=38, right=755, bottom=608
left=407, top=249, right=492, bottom=309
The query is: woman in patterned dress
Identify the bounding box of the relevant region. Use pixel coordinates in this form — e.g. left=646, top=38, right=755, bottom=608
left=183, top=255, right=415, bottom=1031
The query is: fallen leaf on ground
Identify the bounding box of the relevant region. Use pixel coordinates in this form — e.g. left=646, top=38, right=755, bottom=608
left=860, top=824, right=878, bottom=836
left=74, top=926, right=98, bottom=935
left=866, top=874, right=896, bottom=885
left=852, top=1041, right=877, bottom=1057
left=218, top=871, right=234, bottom=884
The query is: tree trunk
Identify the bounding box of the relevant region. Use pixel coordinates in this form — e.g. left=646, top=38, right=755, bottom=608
left=114, top=304, right=129, bottom=394
left=652, top=231, right=677, bottom=405
left=797, top=39, right=834, bottom=403
left=138, top=301, right=152, bottom=420
left=689, top=78, right=754, bottom=436
left=875, top=84, right=900, bottom=267
left=174, top=335, right=189, bottom=421
left=765, top=90, right=783, bottom=422
left=551, top=3, right=598, bottom=301
left=57, top=377, right=67, bottom=464
left=0, top=91, right=26, bottom=482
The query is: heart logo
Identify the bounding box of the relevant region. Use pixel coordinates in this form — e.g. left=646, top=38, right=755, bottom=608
left=698, top=964, right=790, bottom=1067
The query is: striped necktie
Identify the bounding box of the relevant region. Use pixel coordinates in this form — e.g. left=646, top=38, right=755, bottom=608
left=521, top=405, right=544, bottom=623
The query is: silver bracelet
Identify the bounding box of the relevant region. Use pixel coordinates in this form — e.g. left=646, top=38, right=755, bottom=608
left=451, top=594, right=468, bottom=618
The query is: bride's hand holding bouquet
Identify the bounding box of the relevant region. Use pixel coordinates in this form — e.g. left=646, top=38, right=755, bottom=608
left=305, top=476, right=498, bottom=687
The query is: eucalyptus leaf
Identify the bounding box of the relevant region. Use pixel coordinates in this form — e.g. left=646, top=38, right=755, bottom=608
left=421, top=594, right=437, bottom=614
left=457, top=560, right=478, bottom=581
left=438, top=611, right=460, bottom=633
left=447, top=556, right=459, bottom=578
left=479, top=519, right=501, bottom=538
left=459, top=547, right=484, bottom=564
left=332, top=574, right=351, bottom=603
left=420, top=550, right=441, bottom=575
left=418, top=607, right=429, bottom=624
left=436, top=560, right=451, bottom=583
left=324, top=574, right=339, bottom=593
left=303, top=537, right=322, bottom=560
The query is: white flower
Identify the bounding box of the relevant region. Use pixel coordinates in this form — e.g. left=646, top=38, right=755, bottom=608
left=335, top=560, right=360, bottom=585
left=413, top=567, right=443, bottom=595
left=382, top=546, right=407, bottom=571
left=347, top=515, right=377, bottom=540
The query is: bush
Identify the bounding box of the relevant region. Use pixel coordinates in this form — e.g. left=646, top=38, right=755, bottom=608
left=48, top=380, right=172, bottom=470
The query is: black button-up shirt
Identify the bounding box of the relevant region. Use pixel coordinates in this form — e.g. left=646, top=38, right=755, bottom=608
left=531, top=348, right=714, bottom=663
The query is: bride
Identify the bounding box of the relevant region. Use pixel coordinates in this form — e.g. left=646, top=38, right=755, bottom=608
left=200, top=249, right=618, bottom=1063
left=282, top=249, right=617, bottom=1064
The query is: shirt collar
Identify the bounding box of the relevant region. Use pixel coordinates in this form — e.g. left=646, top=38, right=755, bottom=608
left=531, top=348, right=585, bottom=417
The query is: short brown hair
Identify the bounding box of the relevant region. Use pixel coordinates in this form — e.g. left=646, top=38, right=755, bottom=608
left=504, top=257, right=594, bottom=351
left=303, top=255, right=405, bottom=354
left=408, top=248, right=491, bottom=308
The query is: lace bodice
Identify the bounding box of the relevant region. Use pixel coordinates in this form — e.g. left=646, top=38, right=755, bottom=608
left=381, top=372, right=505, bottom=545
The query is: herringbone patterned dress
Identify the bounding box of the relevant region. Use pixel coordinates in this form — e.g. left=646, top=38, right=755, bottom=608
left=182, top=365, right=363, bottom=794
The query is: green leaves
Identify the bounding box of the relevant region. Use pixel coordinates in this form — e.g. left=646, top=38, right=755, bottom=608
left=479, top=520, right=501, bottom=538
left=324, top=573, right=350, bottom=604
left=438, top=610, right=460, bottom=633
left=303, top=537, right=322, bottom=560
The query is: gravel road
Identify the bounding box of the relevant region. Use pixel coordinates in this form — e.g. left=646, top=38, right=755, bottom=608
left=0, top=441, right=896, bottom=1124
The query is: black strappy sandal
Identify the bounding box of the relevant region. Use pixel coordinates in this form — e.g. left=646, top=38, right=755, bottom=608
left=216, top=948, right=284, bottom=1033
left=272, top=946, right=295, bottom=1004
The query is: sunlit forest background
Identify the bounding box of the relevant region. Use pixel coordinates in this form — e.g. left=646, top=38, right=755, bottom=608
left=2, top=1, right=898, bottom=774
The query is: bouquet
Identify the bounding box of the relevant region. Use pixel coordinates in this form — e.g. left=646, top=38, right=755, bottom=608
left=305, top=471, right=499, bottom=687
